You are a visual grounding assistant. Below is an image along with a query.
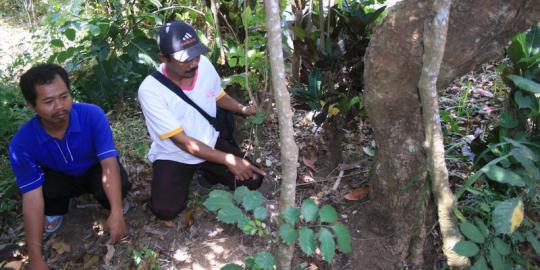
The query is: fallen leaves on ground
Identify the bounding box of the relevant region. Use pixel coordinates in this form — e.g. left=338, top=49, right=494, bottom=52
left=302, top=156, right=318, bottom=172
left=51, top=241, right=71, bottom=255
left=344, top=185, right=370, bottom=201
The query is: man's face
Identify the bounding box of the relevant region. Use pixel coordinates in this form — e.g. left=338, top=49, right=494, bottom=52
left=31, top=74, right=73, bottom=127
left=164, top=55, right=201, bottom=79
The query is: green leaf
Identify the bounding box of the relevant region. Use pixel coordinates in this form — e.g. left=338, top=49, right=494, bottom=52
left=301, top=199, right=319, bottom=223
left=499, top=111, right=518, bottom=129
left=217, top=206, right=245, bottom=224
left=508, top=75, right=540, bottom=94
left=471, top=255, right=489, bottom=270
left=453, top=241, right=479, bottom=257
left=240, top=191, right=263, bottom=212
left=460, top=222, right=485, bottom=243
left=319, top=227, right=336, bottom=263
left=221, top=264, right=243, bottom=270
left=64, top=28, right=76, bottom=41
left=203, top=196, right=234, bottom=212
left=298, top=227, right=316, bottom=256
left=332, top=223, right=352, bottom=253
left=489, top=245, right=504, bottom=270
left=493, top=237, right=510, bottom=256
left=492, top=198, right=524, bottom=234
left=283, top=207, right=300, bottom=225
left=253, top=206, right=268, bottom=220
left=319, top=205, right=338, bottom=223
left=511, top=148, right=540, bottom=180
left=237, top=215, right=251, bottom=231
left=514, top=91, right=535, bottom=110
left=254, top=251, right=275, bottom=270
left=88, top=24, right=101, bottom=36
left=526, top=231, right=540, bottom=255
left=473, top=217, right=490, bottom=237
left=234, top=186, right=249, bottom=204
left=246, top=111, right=266, bottom=125
left=279, top=223, right=297, bottom=245
left=50, top=39, right=64, bottom=47
left=147, top=0, right=162, bottom=8
left=508, top=33, right=527, bottom=63
left=482, top=165, right=526, bottom=187
left=209, top=189, right=233, bottom=200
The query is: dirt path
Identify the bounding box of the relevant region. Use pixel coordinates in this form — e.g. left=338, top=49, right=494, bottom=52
left=0, top=17, right=32, bottom=77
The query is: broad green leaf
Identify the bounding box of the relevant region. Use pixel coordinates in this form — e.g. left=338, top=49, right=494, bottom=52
left=242, top=191, right=264, bottom=211
left=508, top=75, right=540, bottom=94
left=291, top=26, right=307, bottom=39
left=51, top=39, right=64, bottom=47
left=203, top=196, right=234, bottom=211
left=453, top=241, right=479, bottom=257
left=209, top=189, right=233, bottom=200
left=514, top=92, right=535, bottom=110
left=332, top=223, right=352, bottom=253
left=234, top=186, right=249, bottom=204
left=460, top=222, right=485, bottom=243
left=64, top=28, right=76, bottom=41
left=525, top=25, right=540, bottom=53
left=221, top=264, right=243, bottom=270
left=508, top=33, right=527, bottom=63
left=319, top=227, right=336, bottom=263
left=492, top=198, right=524, bottom=234
left=283, top=207, right=300, bottom=225
left=526, top=231, right=540, bottom=255
left=88, top=24, right=101, bottom=36
left=511, top=148, right=540, bottom=179
left=474, top=217, right=490, bottom=237
left=482, top=165, right=526, bottom=187
left=493, top=237, right=510, bottom=256
left=471, top=255, right=489, bottom=270
left=279, top=223, right=297, bottom=245
left=217, top=206, right=245, bottom=224
left=489, top=245, right=504, bottom=270
left=301, top=199, right=319, bottom=222
left=237, top=215, right=250, bottom=231
left=499, top=111, right=518, bottom=129
left=254, top=252, right=275, bottom=270
left=298, top=227, right=316, bottom=256
left=253, top=206, right=268, bottom=220
left=319, top=205, right=338, bottom=223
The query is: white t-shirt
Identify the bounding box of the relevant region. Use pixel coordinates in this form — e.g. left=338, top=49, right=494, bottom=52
left=138, top=55, right=226, bottom=164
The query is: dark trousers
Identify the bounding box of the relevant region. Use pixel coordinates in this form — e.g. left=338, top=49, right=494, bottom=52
left=42, top=162, right=131, bottom=215
left=150, top=138, right=263, bottom=220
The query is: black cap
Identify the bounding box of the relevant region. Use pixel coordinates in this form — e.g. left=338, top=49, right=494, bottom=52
left=157, top=21, right=210, bottom=62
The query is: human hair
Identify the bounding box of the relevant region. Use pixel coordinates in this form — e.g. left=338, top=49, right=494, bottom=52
left=19, top=63, right=70, bottom=106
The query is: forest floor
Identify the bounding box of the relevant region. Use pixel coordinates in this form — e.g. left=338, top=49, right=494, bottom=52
left=0, top=16, right=506, bottom=270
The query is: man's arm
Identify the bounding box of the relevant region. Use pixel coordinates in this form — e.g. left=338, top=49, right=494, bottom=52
left=170, top=131, right=265, bottom=180
left=22, top=187, right=48, bottom=270
left=99, top=157, right=127, bottom=244
left=216, top=93, right=257, bottom=116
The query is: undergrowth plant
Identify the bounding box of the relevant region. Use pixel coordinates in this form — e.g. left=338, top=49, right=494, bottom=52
left=203, top=191, right=352, bottom=265
left=221, top=252, right=276, bottom=270
left=455, top=26, right=540, bottom=269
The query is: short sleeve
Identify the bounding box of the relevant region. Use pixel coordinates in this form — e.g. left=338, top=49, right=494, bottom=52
left=9, top=143, right=45, bottom=193
left=90, top=106, right=119, bottom=160
left=138, top=80, right=184, bottom=139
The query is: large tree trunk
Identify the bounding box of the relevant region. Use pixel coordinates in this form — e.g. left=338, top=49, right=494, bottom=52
left=264, top=0, right=299, bottom=269
left=354, top=0, right=540, bottom=268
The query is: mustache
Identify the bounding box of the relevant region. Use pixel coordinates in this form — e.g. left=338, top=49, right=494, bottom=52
left=53, top=110, right=69, bottom=118
left=186, top=66, right=198, bottom=73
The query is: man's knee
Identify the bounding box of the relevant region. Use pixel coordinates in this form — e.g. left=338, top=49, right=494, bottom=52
left=150, top=201, right=186, bottom=220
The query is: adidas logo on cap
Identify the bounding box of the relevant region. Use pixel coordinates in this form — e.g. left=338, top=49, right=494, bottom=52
left=181, top=32, right=193, bottom=41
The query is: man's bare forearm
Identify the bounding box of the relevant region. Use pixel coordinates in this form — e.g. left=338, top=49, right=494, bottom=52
left=100, top=157, right=123, bottom=215
left=22, top=188, right=45, bottom=262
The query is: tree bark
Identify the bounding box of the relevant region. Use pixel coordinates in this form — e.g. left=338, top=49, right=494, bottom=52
left=417, top=0, right=469, bottom=268
left=264, top=0, right=299, bottom=269
left=354, top=0, right=540, bottom=268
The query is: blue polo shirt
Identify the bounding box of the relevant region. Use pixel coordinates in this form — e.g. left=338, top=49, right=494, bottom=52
left=8, top=103, right=119, bottom=194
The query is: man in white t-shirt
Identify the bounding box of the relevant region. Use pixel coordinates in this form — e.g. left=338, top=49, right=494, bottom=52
left=138, top=20, right=266, bottom=220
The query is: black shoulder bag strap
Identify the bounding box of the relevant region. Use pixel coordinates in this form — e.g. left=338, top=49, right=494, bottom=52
left=150, top=71, right=217, bottom=128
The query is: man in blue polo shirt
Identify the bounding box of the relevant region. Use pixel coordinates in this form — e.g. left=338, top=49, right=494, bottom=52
left=8, top=64, right=130, bottom=269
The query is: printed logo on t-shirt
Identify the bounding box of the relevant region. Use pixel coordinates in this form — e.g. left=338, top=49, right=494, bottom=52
left=206, top=88, right=218, bottom=100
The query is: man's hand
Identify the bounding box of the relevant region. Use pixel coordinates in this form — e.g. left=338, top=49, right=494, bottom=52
left=106, top=212, right=127, bottom=244
left=29, top=257, right=48, bottom=270
left=241, top=104, right=257, bottom=116
left=225, top=155, right=266, bottom=181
